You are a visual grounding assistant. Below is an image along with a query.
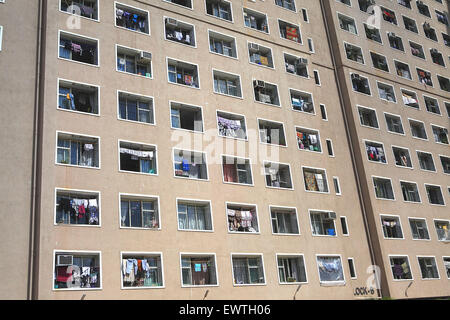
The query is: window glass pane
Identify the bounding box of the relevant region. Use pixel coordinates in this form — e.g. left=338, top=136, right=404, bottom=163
left=130, top=201, right=142, bottom=227
left=120, top=200, right=130, bottom=227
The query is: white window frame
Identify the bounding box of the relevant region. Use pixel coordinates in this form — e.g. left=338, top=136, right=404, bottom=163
left=276, top=253, right=309, bottom=285
left=120, top=251, right=165, bottom=289
left=118, top=193, right=161, bottom=230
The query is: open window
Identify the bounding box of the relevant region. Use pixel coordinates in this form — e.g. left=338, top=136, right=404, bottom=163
left=167, top=58, right=199, bottom=88
left=115, top=2, right=149, bottom=34
left=338, top=13, right=357, bottom=34
left=248, top=42, right=274, bottom=68
left=440, top=156, right=450, bottom=175
left=387, top=32, right=404, bottom=51
left=213, top=69, right=242, bottom=97
left=217, top=111, right=247, bottom=140
left=372, top=177, right=395, bottom=200
left=424, top=96, right=440, bottom=115
left=164, top=17, right=196, bottom=47
left=403, top=15, right=418, bottom=33
left=381, top=7, right=397, bottom=25
left=120, top=195, right=159, bottom=229
left=232, top=254, right=265, bottom=285
left=385, top=113, right=404, bottom=135
left=423, top=22, right=438, bottom=41
left=425, top=184, right=445, bottom=205
left=351, top=73, right=371, bottom=95
left=227, top=203, right=259, bottom=233
left=258, top=119, right=287, bottom=146
left=437, top=75, right=450, bottom=92
left=400, top=181, right=420, bottom=202
left=358, top=106, right=379, bottom=129
left=164, top=0, right=192, bottom=9
left=401, top=89, right=419, bottom=109
left=265, top=162, right=293, bottom=189
left=173, top=149, right=208, bottom=180
left=253, top=80, right=280, bottom=106
left=209, top=30, right=237, bottom=58
left=222, top=156, right=253, bottom=185
left=59, top=31, right=98, bottom=66
left=434, top=220, right=450, bottom=241
left=55, top=189, right=99, bottom=226
left=409, top=41, right=425, bottom=59
left=270, top=207, right=299, bottom=235
left=371, top=53, right=389, bottom=72
left=409, top=218, right=430, bottom=240
left=377, top=82, right=396, bottom=102
left=417, top=151, right=435, bottom=171
left=381, top=215, right=403, bottom=239
left=58, top=79, right=99, bottom=115
left=57, top=132, right=99, bottom=168
left=432, top=125, right=449, bottom=144
left=417, top=68, right=433, bottom=86
left=365, top=141, right=387, bottom=163
left=394, top=61, right=411, bottom=80
left=277, top=255, right=307, bottom=284
left=284, top=53, right=308, bottom=77
left=177, top=199, right=213, bottom=231
left=389, top=256, right=412, bottom=280
left=181, top=254, right=218, bottom=286
left=345, top=43, right=364, bottom=64
left=119, top=141, right=157, bottom=175
left=416, top=1, right=430, bottom=17
left=243, top=8, right=269, bottom=33
left=364, top=23, right=382, bottom=43
left=296, top=127, right=321, bottom=152
left=54, top=251, right=101, bottom=290
left=392, top=146, right=412, bottom=168
left=303, top=167, right=329, bottom=193
left=275, top=0, right=296, bottom=11
left=430, top=49, right=445, bottom=67
left=278, top=20, right=302, bottom=43
left=290, top=89, right=314, bottom=113
left=170, top=101, right=203, bottom=132
left=205, top=0, right=232, bottom=22
left=410, top=120, right=427, bottom=140
left=418, top=257, right=440, bottom=280
left=122, top=253, right=163, bottom=288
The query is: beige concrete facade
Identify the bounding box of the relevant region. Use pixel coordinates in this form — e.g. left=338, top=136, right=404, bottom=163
left=0, top=0, right=448, bottom=300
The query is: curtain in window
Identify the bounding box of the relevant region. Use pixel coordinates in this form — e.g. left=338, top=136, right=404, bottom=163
left=120, top=201, right=130, bottom=227
left=130, top=201, right=142, bottom=227
left=70, top=141, right=79, bottom=165
left=233, top=259, right=249, bottom=284
left=223, top=163, right=237, bottom=182
left=317, top=257, right=344, bottom=282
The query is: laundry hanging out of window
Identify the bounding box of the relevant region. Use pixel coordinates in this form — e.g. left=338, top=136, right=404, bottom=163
left=116, top=8, right=148, bottom=33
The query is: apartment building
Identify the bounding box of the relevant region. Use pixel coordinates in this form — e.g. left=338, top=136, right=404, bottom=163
left=324, top=0, right=450, bottom=299
left=0, top=0, right=448, bottom=300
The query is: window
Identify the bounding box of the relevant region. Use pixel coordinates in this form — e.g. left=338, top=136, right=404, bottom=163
left=424, top=96, right=440, bottom=115
left=57, top=132, right=99, bottom=168
left=213, top=69, right=242, bottom=97
left=177, top=200, right=213, bottom=231
left=116, top=45, right=152, bottom=78
left=437, top=75, right=450, bottom=92
left=425, top=184, right=445, bottom=205
left=208, top=30, right=237, bottom=58
left=409, top=41, right=425, bottom=59
left=119, top=141, right=157, bottom=175
left=326, top=139, right=334, bottom=157
left=290, top=89, right=314, bottom=114
left=54, top=251, right=101, bottom=289
left=387, top=32, right=404, bottom=51
left=338, top=13, right=357, bottom=34
left=409, top=120, right=427, bottom=140
left=417, top=68, right=433, bottom=86
left=121, top=253, right=163, bottom=288
left=401, top=89, right=419, bottom=109
left=164, top=17, right=196, bottom=47
left=394, top=61, right=411, bottom=80
left=58, top=80, right=99, bottom=115
left=402, top=16, right=418, bottom=33
left=345, top=43, right=364, bottom=64
left=364, top=23, right=382, bottom=43
left=398, top=0, right=412, bottom=9
left=173, top=149, right=208, bottom=180
left=416, top=1, right=430, bottom=17
left=296, top=127, right=321, bottom=152
left=118, top=92, right=154, bottom=124
left=381, top=7, right=397, bottom=25
left=61, top=0, right=98, bottom=20
left=371, top=53, right=389, bottom=72
left=358, top=106, right=379, bottom=129
left=205, top=0, right=232, bottom=22
left=440, top=156, right=450, bottom=174
left=430, top=49, right=445, bottom=67
left=170, top=102, right=203, bottom=132
left=446, top=102, right=450, bottom=118
left=333, top=177, right=341, bottom=195
left=434, top=220, right=450, bottom=241
left=372, top=177, right=395, bottom=200
left=232, top=255, right=265, bottom=285
left=385, top=114, right=404, bottom=135
left=259, top=119, right=287, bottom=146
left=167, top=58, right=199, bottom=88
left=303, top=167, right=329, bottom=193
left=435, top=10, right=449, bottom=26
left=348, top=258, right=357, bottom=279
left=248, top=42, right=274, bottom=68
left=222, top=156, right=253, bottom=185
left=409, top=218, right=430, bottom=240
left=275, top=0, right=296, bottom=12
left=181, top=254, right=218, bottom=286
left=120, top=195, right=159, bottom=229
left=400, top=181, right=420, bottom=202
left=381, top=216, right=403, bottom=239
left=164, top=0, right=192, bottom=9
left=351, top=74, right=371, bottom=95
left=277, top=255, right=307, bottom=284
left=217, top=111, right=247, bottom=140
left=270, top=207, right=299, bottom=235
left=55, top=189, right=99, bottom=226
left=227, top=203, right=259, bottom=233
left=115, top=2, right=149, bottom=34
left=302, top=8, right=308, bottom=22
left=243, top=8, right=269, bottom=33
left=365, top=141, right=387, bottom=164
left=278, top=20, right=302, bottom=44
left=314, top=70, right=321, bottom=85
left=423, top=22, right=438, bottom=41
left=310, top=211, right=337, bottom=236
left=417, top=151, right=435, bottom=171
left=307, top=38, right=314, bottom=53
left=377, top=83, right=396, bottom=102
left=389, top=256, right=412, bottom=280
left=253, top=80, right=280, bottom=106
left=443, top=257, right=450, bottom=279
left=320, top=104, right=328, bottom=120
left=284, top=53, right=308, bottom=77
left=442, top=32, right=450, bottom=47
left=338, top=0, right=351, bottom=5
left=340, top=217, right=349, bottom=235
left=432, top=125, right=449, bottom=144
left=393, top=147, right=412, bottom=168
left=316, top=256, right=345, bottom=284
left=418, top=257, right=440, bottom=279
left=359, top=0, right=374, bottom=12
left=59, top=31, right=98, bottom=66
left=264, top=162, right=293, bottom=189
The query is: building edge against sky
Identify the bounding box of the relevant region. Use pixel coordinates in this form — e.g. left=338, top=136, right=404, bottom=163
left=0, top=0, right=448, bottom=300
